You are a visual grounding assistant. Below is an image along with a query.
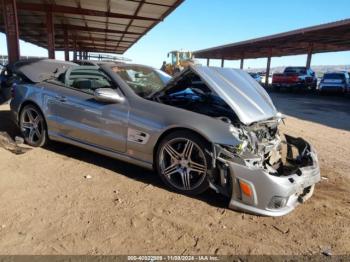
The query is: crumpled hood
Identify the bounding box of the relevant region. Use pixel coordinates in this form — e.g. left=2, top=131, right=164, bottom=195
left=13, top=58, right=77, bottom=83
left=186, top=65, right=278, bottom=125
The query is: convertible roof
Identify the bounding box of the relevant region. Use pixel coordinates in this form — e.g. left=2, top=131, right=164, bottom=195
left=13, top=58, right=77, bottom=83
left=0, top=0, right=184, bottom=54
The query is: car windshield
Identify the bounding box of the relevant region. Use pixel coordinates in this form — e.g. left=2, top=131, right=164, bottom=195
left=111, top=65, right=171, bottom=98
left=323, top=73, right=345, bottom=80
left=285, top=67, right=306, bottom=74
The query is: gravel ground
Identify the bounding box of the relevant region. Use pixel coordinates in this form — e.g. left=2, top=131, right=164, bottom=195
left=0, top=93, right=349, bottom=255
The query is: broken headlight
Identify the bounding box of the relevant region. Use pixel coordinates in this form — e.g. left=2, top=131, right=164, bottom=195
left=230, top=125, right=258, bottom=154
left=222, top=141, right=248, bottom=155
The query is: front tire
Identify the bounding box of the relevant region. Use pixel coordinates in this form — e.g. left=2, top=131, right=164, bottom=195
left=19, top=104, right=48, bottom=147
left=156, top=131, right=211, bottom=196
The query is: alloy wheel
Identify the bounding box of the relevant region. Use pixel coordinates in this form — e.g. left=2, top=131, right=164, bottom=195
left=159, top=138, right=207, bottom=191
left=20, top=107, right=44, bottom=145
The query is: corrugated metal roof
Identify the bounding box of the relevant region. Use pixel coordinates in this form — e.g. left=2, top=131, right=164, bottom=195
left=194, top=19, right=350, bottom=60
left=0, top=0, right=184, bottom=54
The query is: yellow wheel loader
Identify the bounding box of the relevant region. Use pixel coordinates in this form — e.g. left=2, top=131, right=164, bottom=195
left=164, top=50, right=195, bottom=76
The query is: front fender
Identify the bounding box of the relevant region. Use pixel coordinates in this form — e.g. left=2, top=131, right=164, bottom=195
left=126, top=98, right=241, bottom=164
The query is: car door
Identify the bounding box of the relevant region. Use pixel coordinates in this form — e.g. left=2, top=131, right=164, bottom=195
left=45, top=67, right=129, bottom=153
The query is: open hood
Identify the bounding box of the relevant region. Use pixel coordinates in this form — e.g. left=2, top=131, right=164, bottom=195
left=169, top=65, right=278, bottom=125
left=12, top=58, right=77, bottom=83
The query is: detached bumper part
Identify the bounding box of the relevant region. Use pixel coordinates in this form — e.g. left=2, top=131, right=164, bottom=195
left=226, top=135, right=320, bottom=216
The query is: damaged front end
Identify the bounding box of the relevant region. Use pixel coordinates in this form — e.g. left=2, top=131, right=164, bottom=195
left=154, top=65, right=320, bottom=216
left=208, top=119, right=321, bottom=217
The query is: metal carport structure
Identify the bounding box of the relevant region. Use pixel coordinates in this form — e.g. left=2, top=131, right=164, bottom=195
left=0, top=0, right=183, bottom=64
left=193, top=19, right=350, bottom=85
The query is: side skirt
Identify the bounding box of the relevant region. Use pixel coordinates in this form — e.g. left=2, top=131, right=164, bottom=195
left=48, top=131, right=154, bottom=170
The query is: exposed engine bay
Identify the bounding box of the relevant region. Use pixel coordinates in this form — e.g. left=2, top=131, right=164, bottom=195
left=154, top=69, right=285, bottom=177
left=153, top=71, right=240, bottom=124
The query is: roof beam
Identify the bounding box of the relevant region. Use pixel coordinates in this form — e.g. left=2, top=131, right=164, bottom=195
left=40, top=42, right=125, bottom=51
left=33, top=40, right=123, bottom=50
left=19, top=34, right=134, bottom=44
left=17, top=14, right=149, bottom=29
left=117, top=0, right=145, bottom=50
left=55, top=47, right=124, bottom=53
left=105, top=0, right=111, bottom=51
left=17, top=13, right=148, bottom=29
left=16, top=23, right=142, bottom=35
left=127, top=0, right=173, bottom=7
left=16, top=3, right=160, bottom=21
left=124, top=0, right=184, bottom=53
left=75, top=0, right=96, bottom=52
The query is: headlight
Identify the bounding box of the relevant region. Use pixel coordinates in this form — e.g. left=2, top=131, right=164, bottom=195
left=222, top=141, right=248, bottom=155
left=229, top=125, right=257, bottom=154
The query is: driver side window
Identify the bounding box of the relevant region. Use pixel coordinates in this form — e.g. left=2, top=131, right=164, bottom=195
left=66, top=68, right=114, bottom=95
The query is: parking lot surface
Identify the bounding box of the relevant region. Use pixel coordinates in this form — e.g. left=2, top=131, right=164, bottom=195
left=0, top=93, right=349, bottom=255
left=270, top=92, right=350, bottom=131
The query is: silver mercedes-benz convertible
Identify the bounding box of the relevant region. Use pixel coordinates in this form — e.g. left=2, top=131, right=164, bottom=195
left=10, top=59, right=320, bottom=216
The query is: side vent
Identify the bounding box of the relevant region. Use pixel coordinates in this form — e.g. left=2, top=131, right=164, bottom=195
left=127, top=128, right=150, bottom=145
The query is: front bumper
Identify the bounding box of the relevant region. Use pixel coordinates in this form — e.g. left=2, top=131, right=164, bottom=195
left=217, top=135, right=320, bottom=216
left=272, top=82, right=314, bottom=89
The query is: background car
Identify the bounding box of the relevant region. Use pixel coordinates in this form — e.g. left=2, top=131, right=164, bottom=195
left=0, top=63, right=27, bottom=102
left=257, top=71, right=272, bottom=85
left=318, top=71, right=349, bottom=94
left=272, top=66, right=317, bottom=91
left=248, top=72, right=263, bottom=84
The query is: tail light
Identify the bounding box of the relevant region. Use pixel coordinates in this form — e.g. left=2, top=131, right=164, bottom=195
left=291, top=75, right=299, bottom=82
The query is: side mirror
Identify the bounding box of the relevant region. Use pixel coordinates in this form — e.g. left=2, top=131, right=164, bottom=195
left=93, top=88, right=125, bottom=103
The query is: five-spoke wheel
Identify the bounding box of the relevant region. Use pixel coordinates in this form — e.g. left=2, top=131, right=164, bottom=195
left=156, top=131, right=210, bottom=195
left=19, top=104, right=47, bottom=147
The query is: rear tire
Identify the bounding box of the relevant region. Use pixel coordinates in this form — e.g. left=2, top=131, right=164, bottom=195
left=156, top=130, right=211, bottom=196
left=19, top=104, right=48, bottom=147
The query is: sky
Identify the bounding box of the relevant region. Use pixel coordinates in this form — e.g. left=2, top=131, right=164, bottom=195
left=1, top=0, right=350, bottom=69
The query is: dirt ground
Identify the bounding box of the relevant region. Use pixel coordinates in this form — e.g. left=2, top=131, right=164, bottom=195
left=0, top=93, right=349, bottom=255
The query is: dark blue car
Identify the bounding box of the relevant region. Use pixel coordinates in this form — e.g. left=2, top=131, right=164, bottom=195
left=0, top=63, right=24, bottom=102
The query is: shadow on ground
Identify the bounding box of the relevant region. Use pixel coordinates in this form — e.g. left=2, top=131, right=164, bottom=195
left=268, top=91, right=350, bottom=131
left=0, top=106, right=19, bottom=137
left=0, top=108, right=228, bottom=209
